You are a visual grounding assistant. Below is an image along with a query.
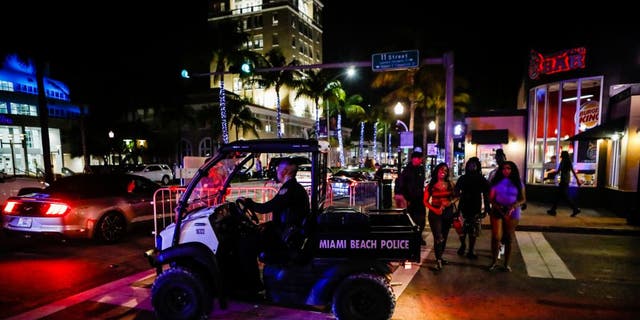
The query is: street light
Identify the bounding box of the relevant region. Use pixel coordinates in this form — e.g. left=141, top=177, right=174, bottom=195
left=394, top=102, right=404, bottom=115
left=108, top=130, right=114, bottom=165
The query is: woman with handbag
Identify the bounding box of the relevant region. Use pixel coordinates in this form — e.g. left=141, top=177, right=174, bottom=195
left=454, top=157, right=490, bottom=259
left=488, top=161, right=526, bottom=272
left=423, top=162, right=457, bottom=271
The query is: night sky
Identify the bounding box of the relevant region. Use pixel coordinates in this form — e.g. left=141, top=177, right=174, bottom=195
left=1, top=1, right=634, bottom=112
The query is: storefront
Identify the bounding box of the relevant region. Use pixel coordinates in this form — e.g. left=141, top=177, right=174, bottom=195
left=523, top=47, right=639, bottom=217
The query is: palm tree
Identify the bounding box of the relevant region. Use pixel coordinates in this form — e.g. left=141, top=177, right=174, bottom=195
left=293, top=69, right=336, bottom=137
left=206, top=20, right=257, bottom=143
left=371, top=69, right=425, bottom=133
left=245, top=48, right=300, bottom=138
left=325, top=83, right=365, bottom=166
left=228, top=96, right=262, bottom=140
left=420, top=67, right=470, bottom=150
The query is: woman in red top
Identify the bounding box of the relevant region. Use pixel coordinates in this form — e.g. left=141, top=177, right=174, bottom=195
left=423, top=162, right=457, bottom=271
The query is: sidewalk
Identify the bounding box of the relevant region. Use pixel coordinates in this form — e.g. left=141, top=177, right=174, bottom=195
left=506, top=201, right=640, bottom=236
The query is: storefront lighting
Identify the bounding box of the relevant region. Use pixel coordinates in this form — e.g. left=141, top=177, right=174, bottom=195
left=561, top=94, right=594, bottom=102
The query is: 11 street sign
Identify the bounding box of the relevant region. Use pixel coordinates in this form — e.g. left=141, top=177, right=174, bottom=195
left=372, top=50, right=420, bottom=71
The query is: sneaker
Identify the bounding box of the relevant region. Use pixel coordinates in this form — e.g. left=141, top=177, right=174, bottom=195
left=546, top=209, right=557, bottom=216
left=571, top=209, right=581, bottom=217
left=466, top=252, right=478, bottom=259
left=434, top=260, right=443, bottom=271
left=502, top=265, right=512, bottom=272
left=488, top=263, right=499, bottom=272
left=457, top=246, right=466, bottom=256
left=441, top=258, right=449, bottom=265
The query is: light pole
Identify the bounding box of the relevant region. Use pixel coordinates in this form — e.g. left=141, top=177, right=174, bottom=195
left=108, top=130, right=114, bottom=166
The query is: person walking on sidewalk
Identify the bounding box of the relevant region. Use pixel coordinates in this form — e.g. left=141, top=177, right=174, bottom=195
left=424, top=162, right=457, bottom=271
left=547, top=150, right=582, bottom=217
left=488, top=161, right=526, bottom=272
left=394, top=149, right=427, bottom=245
left=454, top=157, right=490, bottom=259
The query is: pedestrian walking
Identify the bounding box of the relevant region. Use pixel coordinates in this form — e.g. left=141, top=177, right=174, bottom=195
left=488, top=161, right=526, bottom=272
left=394, top=149, right=427, bottom=245
left=547, top=150, right=582, bottom=217
left=454, top=157, right=490, bottom=259
left=424, top=162, right=457, bottom=271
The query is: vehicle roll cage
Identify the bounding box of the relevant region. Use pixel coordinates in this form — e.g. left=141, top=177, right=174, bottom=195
left=171, top=138, right=327, bottom=247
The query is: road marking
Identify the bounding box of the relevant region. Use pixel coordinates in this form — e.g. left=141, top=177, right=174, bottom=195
left=6, top=269, right=156, bottom=320
left=516, top=231, right=575, bottom=280
left=390, top=234, right=432, bottom=297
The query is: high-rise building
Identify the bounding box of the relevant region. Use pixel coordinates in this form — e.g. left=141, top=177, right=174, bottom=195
left=207, top=0, right=324, bottom=139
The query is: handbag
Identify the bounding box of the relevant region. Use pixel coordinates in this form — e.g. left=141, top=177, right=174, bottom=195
left=452, top=214, right=463, bottom=235
left=490, top=204, right=511, bottom=219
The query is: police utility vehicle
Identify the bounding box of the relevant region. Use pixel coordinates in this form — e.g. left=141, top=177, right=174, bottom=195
left=145, top=139, right=421, bottom=320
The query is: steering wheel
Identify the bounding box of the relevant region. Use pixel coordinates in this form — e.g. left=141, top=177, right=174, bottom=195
left=235, top=198, right=260, bottom=225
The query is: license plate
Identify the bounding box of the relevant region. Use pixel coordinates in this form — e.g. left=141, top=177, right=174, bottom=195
left=12, top=217, right=32, bottom=228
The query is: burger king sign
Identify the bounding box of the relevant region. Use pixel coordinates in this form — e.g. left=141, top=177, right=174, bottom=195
left=575, top=100, right=600, bottom=131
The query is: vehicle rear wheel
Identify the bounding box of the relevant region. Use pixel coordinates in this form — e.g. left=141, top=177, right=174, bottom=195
left=95, top=212, right=126, bottom=243
left=332, top=273, right=395, bottom=320
left=151, top=267, right=212, bottom=320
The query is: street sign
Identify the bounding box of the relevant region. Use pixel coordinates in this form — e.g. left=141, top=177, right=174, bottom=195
left=372, top=50, right=420, bottom=71
left=400, top=131, right=414, bottom=148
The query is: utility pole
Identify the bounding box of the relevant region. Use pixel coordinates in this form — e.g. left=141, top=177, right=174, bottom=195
left=443, top=52, right=455, bottom=169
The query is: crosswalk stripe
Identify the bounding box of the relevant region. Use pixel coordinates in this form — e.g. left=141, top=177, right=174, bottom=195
left=516, top=231, right=575, bottom=280
left=391, top=234, right=432, bottom=298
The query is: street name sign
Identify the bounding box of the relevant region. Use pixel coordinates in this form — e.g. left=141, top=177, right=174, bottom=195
left=372, top=50, right=419, bottom=71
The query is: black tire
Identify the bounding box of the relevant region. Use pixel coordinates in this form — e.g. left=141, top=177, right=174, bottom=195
left=161, top=175, right=171, bottom=185
left=332, top=273, right=396, bottom=320
left=151, top=267, right=212, bottom=320
left=95, top=212, right=126, bottom=243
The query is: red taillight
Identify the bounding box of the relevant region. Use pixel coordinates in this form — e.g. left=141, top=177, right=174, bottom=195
left=3, top=201, right=18, bottom=215
left=44, top=203, right=70, bottom=216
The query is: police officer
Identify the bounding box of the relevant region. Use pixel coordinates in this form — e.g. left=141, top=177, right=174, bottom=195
left=394, top=148, right=427, bottom=245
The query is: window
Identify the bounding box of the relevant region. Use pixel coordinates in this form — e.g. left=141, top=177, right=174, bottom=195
left=272, top=13, right=278, bottom=26
left=199, top=137, right=212, bottom=157
left=526, top=76, right=602, bottom=185
left=272, top=33, right=279, bottom=46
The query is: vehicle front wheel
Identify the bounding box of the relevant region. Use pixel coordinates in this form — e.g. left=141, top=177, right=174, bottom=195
left=151, top=267, right=212, bottom=320
left=161, top=175, right=171, bottom=185
left=332, top=273, right=396, bottom=320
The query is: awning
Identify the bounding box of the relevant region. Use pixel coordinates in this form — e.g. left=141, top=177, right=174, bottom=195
left=471, top=129, right=508, bottom=144
left=567, top=117, right=627, bottom=141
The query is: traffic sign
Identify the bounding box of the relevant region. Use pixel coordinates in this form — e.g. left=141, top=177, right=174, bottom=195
left=372, top=50, right=419, bottom=71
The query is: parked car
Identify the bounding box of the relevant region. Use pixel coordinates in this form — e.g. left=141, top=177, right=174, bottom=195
left=128, top=164, right=174, bottom=185
left=266, top=156, right=311, bottom=179
left=328, top=169, right=371, bottom=198
left=1, top=173, right=162, bottom=243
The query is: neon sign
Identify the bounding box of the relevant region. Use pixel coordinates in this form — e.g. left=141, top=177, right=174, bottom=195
left=529, top=47, right=586, bottom=79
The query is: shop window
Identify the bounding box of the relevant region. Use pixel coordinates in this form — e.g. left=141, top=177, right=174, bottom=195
left=526, top=77, right=602, bottom=185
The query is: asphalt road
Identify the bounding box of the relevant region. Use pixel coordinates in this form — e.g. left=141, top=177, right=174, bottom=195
left=2, top=229, right=639, bottom=319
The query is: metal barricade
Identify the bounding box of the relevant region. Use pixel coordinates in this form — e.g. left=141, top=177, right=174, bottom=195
left=348, top=180, right=378, bottom=209
left=152, top=186, right=280, bottom=236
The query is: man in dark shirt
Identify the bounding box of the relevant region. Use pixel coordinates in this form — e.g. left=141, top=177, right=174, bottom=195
left=245, top=158, right=310, bottom=254
left=394, top=149, right=426, bottom=245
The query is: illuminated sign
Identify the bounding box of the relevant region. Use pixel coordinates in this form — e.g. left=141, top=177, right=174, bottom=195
left=528, top=47, right=586, bottom=79
left=318, top=239, right=410, bottom=250
left=575, top=100, right=600, bottom=130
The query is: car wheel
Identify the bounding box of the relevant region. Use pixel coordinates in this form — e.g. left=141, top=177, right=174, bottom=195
left=151, top=267, right=212, bottom=320
left=95, top=212, right=126, bottom=243
left=332, top=273, right=395, bottom=320
left=161, top=175, right=171, bottom=185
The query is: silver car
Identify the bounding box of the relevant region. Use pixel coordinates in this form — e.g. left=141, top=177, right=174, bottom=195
left=1, top=173, right=161, bottom=243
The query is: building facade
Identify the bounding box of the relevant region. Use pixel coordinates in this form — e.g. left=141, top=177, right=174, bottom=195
left=0, top=54, right=81, bottom=177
